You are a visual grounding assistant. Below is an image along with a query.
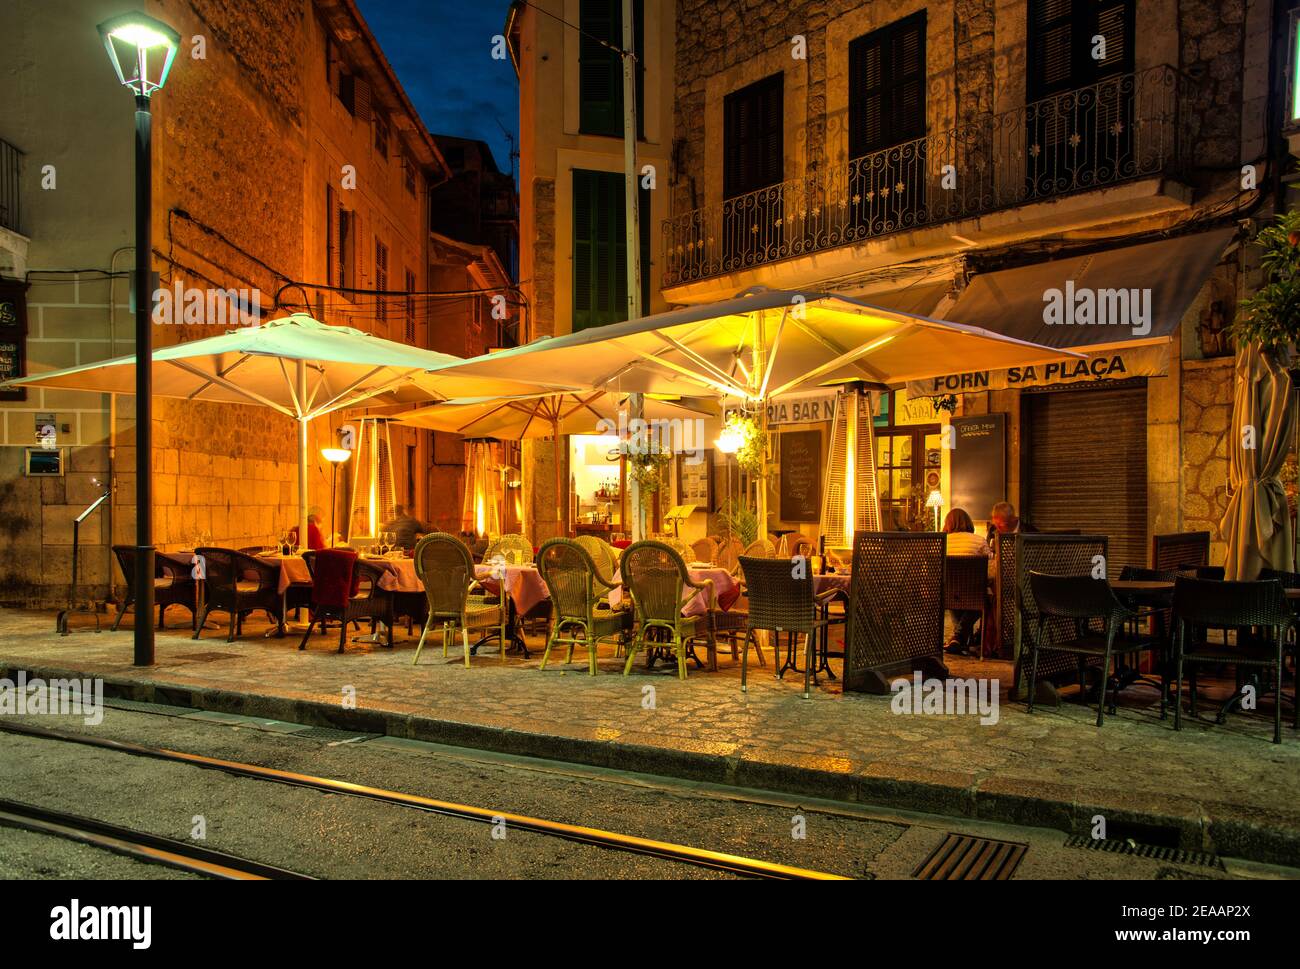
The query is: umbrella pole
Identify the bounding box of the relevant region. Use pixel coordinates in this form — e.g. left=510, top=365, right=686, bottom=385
left=297, top=359, right=309, bottom=550
left=553, top=418, right=563, bottom=539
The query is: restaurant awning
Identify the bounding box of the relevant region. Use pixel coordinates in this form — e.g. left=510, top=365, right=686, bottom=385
left=941, top=227, right=1236, bottom=351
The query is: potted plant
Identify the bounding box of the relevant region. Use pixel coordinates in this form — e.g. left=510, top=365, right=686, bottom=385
left=1228, top=210, right=1300, bottom=372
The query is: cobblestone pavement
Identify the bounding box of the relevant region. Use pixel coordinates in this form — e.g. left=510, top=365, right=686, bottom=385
left=2, top=608, right=1297, bottom=863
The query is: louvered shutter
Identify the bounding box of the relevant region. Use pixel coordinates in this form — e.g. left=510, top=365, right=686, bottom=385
left=724, top=74, right=783, bottom=199
left=579, top=0, right=644, bottom=138
left=573, top=169, right=644, bottom=330
left=849, top=12, right=926, bottom=159
left=354, top=76, right=372, bottom=122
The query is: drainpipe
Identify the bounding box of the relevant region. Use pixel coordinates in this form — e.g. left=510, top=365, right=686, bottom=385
left=106, top=246, right=133, bottom=605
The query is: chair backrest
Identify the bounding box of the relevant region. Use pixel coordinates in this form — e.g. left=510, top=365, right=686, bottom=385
left=573, top=535, right=616, bottom=579
left=789, top=535, right=814, bottom=559
left=1172, top=575, right=1291, bottom=630
left=112, top=545, right=138, bottom=592
left=658, top=536, right=694, bottom=562
left=741, top=538, right=776, bottom=559
left=1152, top=531, right=1210, bottom=572
left=944, top=555, right=989, bottom=611
left=1259, top=567, right=1300, bottom=590
left=1027, top=572, right=1126, bottom=624
left=537, top=538, right=600, bottom=620
left=622, top=541, right=689, bottom=624
left=739, top=556, right=816, bottom=634
left=485, top=532, right=533, bottom=565
left=194, top=547, right=241, bottom=590
left=414, top=533, right=473, bottom=618
left=716, top=537, right=743, bottom=573
left=303, top=549, right=358, bottom=609
left=844, top=532, right=946, bottom=691
left=690, top=537, right=718, bottom=565
left=1118, top=565, right=1178, bottom=583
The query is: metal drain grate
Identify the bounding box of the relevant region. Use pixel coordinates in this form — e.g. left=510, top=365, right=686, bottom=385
left=1064, top=836, right=1224, bottom=870
left=913, top=834, right=1027, bottom=880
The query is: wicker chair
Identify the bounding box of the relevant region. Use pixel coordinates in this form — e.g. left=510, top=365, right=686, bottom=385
left=944, top=555, right=991, bottom=659
left=715, top=537, right=743, bottom=573
left=738, top=538, right=776, bottom=564
left=192, top=547, right=284, bottom=641
left=1025, top=572, right=1160, bottom=727
left=789, top=536, right=815, bottom=560
left=297, top=550, right=394, bottom=653
left=412, top=533, right=507, bottom=667
left=621, top=541, right=717, bottom=679
left=536, top=539, right=632, bottom=675
left=739, top=556, right=836, bottom=699
left=573, top=535, right=620, bottom=597
left=1172, top=576, right=1293, bottom=744
left=111, top=547, right=198, bottom=631
left=713, top=540, right=777, bottom=667
left=484, top=532, right=533, bottom=566
left=1152, top=531, right=1210, bottom=573
left=690, top=537, right=719, bottom=565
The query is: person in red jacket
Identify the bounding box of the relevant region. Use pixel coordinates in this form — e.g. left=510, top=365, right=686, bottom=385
left=288, top=508, right=327, bottom=551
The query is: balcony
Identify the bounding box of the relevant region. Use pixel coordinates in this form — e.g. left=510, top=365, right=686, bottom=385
left=663, top=65, right=1184, bottom=289
left=0, top=138, right=21, bottom=235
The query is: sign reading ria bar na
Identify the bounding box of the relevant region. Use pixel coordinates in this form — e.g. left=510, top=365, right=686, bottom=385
left=904, top=343, right=1169, bottom=397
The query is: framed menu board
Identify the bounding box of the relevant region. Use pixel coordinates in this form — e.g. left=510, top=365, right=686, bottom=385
left=779, top=429, right=822, bottom=523
left=676, top=449, right=714, bottom=511
left=0, top=281, right=27, bottom=402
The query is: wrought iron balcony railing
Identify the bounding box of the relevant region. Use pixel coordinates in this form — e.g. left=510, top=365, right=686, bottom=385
left=663, top=65, right=1182, bottom=287
left=0, top=138, right=21, bottom=235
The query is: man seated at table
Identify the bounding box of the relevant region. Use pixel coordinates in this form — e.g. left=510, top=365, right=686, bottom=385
left=288, top=508, right=327, bottom=551
left=985, top=501, right=1038, bottom=542
left=382, top=505, right=428, bottom=551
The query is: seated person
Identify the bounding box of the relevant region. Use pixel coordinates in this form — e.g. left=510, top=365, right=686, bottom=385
left=985, top=500, right=1037, bottom=542
left=944, top=508, right=992, bottom=656
left=288, top=508, right=327, bottom=551
left=381, top=505, right=428, bottom=551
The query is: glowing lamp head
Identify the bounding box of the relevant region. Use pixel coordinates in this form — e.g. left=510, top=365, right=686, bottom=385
left=322, top=448, right=352, bottom=465
left=715, top=429, right=743, bottom=455
left=98, top=13, right=180, bottom=98
left=925, top=490, right=943, bottom=509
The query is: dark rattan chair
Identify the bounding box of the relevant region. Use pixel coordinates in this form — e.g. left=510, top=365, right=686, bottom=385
left=192, top=547, right=284, bottom=641
left=1172, top=576, right=1293, bottom=744
left=713, top=539, right=777, bottom=668
left=944, top=555, right=990, bottom=659
left=536, top=538, right=632, bottom=675
left=297, top=550, right=394, bottom=653
left=621, top=540, right=717, bottom=680
left=739, top=556, right=836, bottom=699
left=111, top=546, right=198, bottom=631
left=844, top=532, right=947, bottom=693
left=1152, top=531, right=1210, bottom=573
left=412, top=533, right=506, bottom=667
left=1025, top=572, right=1161, bottom=727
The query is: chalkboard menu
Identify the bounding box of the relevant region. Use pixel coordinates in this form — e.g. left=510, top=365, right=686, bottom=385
left=950, top=414, right=1005, bottom=522
left=779, top=429, right=822, bottom=523
left=0, top=282, right=27, bottom=402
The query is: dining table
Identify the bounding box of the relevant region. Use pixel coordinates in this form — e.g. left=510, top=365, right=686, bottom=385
left=606, top=563, right=742, bottom=616
left=257, top=552, right=421, bottom=596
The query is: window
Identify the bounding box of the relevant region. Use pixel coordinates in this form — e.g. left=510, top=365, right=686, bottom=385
left=848, top=11, right=926, bottom=158
left=578, top=0, right=644, bottom=138
left=1025, top=0, right=1135, bottom=194
left=375, top=239, right=389, bottom=322
left=723, top=73, right=783, bottom=200
left=374, top=114, right=389, bottom=159
left=571, top=168, right=650, bottom=331
left=327, top=184, right=357, bottom=291
left=402, top=155, right=417, bottom=196
left=404, top=268, right=416, bottom=343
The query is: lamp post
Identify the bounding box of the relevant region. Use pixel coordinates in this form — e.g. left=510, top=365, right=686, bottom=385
left=322, top=448, right=352, bottom=546
left=715, top=425, right=743, bottom=546
left=98, top=13, right=179, bottom=667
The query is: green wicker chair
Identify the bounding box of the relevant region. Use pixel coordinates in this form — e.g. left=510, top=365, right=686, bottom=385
left=484, top=532, right=533, bottom=565
left=621, top=540, right=717, bottom=680
left=536, top=538, right=632, bottom=675
left=573, top=535, right=620, bottom=598
left=412, top=533, right=507, bottom=668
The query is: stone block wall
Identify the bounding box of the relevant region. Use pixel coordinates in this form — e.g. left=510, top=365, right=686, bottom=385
left=1181, top=355, right=1234, bottom=565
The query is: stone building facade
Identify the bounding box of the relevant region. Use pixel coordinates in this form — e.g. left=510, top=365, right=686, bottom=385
left=0, top=0, right=510, bottom=607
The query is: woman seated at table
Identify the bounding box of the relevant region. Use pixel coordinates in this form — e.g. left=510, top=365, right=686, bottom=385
left=943, top=508, right=992, bottom=656
left=287, top=508, right=327, bottom=552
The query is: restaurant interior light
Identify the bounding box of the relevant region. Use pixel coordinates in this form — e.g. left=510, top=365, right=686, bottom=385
left=321, top=447, right=352, bottom=464
left=715, top=429, right=743, bottom=454
left=97, top=12, right=180, bottom=98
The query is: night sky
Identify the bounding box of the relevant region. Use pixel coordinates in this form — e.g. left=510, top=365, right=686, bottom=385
left=356, top=0, right=519, bottom=182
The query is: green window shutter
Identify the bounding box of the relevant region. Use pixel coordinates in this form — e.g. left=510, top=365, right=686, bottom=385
left=579, top=0, right=645, bottom=139
left=574, top=169, right=649, bottom=331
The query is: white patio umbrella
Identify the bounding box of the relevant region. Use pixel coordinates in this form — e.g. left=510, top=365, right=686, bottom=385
left=394, top=391, right=718, bottom=528
left=423, top=287, right=1083, bottom=525
left=3, top=314, right=572, bottom=545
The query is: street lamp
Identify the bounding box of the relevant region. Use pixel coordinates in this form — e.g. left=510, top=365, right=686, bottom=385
left=322, top=448, right=352, bottom=545
left=98, top=12, right=180, bottom=667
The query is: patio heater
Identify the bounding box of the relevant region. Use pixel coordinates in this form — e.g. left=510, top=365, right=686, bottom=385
left=462, top=439, right=504, bottom=539
left=321, top=446, right=352, bottom=546
left=820, top=387, right=881, bottom=553
left=97, top=12, right=179, bottom=667
left=347, top=418, right=397, bottom=540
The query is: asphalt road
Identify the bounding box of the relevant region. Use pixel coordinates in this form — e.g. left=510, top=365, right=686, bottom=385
left=0, top=701, right=1295, bottom=880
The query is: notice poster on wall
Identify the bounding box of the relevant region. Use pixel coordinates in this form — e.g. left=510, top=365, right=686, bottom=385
left=779, top=429, right=822, bottom=523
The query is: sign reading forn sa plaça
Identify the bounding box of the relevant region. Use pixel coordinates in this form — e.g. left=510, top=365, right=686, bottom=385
left=905, top=344, right=1168, bottom=397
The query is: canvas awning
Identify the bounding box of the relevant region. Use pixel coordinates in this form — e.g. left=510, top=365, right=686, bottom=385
left=942, top=227, right=1236, bottom=352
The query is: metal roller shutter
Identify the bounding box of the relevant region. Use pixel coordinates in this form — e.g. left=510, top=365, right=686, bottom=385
left=1025, top=384, right=1147, bottom=576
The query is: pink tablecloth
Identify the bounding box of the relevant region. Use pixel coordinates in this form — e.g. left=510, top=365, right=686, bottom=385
left=813, top=573, right=851, bottom=596
left=608, top=565, right=740, bottom=617
left=474, top=563, right=549, bottom=615
left=260, top=554, right=419, bottom=595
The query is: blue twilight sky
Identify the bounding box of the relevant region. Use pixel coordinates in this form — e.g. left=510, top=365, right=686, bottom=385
left=355, top=0, right=520, bottom=182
